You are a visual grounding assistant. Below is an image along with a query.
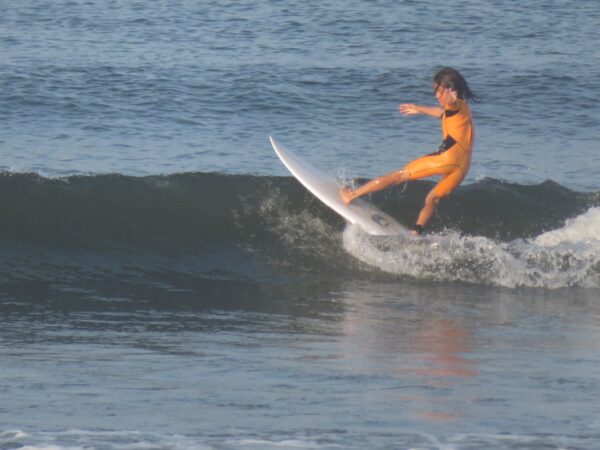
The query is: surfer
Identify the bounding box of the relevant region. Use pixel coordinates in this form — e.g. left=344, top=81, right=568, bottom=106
left=340, top=67, right=476, bottom=236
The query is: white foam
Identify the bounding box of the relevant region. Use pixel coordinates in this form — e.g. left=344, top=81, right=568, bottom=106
left=535, top=207, right=600, bottom=246
left=343, top=207, right=600, bottom=288
left=1, top=430, right=28, bottom=439
left=228, top=438, right=326, bottom=448
left=17, top=447, right=84, bottom=450
left=8, top=429, right=213, bottom=450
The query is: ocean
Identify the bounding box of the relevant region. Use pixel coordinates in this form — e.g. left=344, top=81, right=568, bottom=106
left=1, top=1, right=600, bottom=449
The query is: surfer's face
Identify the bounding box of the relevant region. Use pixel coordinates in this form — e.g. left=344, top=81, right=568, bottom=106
left=433, top=83, right=455, bottom=106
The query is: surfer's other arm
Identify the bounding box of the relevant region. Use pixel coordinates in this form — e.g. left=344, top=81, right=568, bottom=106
left=399, top=103, right=443, bottom=118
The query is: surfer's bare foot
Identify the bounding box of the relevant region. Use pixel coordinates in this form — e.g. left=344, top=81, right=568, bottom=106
left=410, top=224, right=424, bottom=237
left=340, top=187, right=354, bottom=206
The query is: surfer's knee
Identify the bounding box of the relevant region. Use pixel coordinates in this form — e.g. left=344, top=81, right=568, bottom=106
left=395, top=169, right=409, bottom=184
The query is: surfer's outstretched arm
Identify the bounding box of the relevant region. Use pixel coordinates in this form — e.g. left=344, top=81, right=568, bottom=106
left=340, top=170, right=409, bottom=205
left=400, top=104, right=444, bottom=118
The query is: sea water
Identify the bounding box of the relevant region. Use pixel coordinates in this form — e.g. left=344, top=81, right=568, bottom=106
left=1, top=1, right=600, bottom=449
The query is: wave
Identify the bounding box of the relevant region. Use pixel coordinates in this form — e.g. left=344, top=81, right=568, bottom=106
left=0, top=171, right=598, bottom=290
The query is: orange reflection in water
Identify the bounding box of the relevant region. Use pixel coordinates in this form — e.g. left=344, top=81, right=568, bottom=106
left=406, top=318, right=478, bottom=422
left=339, top=296, right=479, bottom=423
left=413, top=318, right=478, bottom=379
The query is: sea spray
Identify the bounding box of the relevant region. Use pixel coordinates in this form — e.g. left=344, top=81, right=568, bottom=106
left=343, top=206, right=600, bottom=288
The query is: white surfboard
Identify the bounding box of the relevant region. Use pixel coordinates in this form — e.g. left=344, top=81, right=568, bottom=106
left=270, top=136, right=406, bottom=236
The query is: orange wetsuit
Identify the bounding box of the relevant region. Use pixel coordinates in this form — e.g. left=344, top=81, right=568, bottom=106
left=403, top=100, right=474, bottom=197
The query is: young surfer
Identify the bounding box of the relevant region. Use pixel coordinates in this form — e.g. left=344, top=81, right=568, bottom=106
left=340, top=67, right=476, bottom=236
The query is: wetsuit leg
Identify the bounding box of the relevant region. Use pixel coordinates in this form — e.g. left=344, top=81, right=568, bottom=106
left=433, top=167, right=465, bottom=198
left=404, top=152, right=466, bottom=198
left=403, top=153, right=455, bottom=181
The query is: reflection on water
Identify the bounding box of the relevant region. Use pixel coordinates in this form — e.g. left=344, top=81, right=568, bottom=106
left=413, top=319, right=477, bottom=380
left=336, top=284, right=480, bottom=423
left=335, top=281, right=600, bottom=426
left=409, top=318, right=477, bottom=422
left=2, top=276, right=600, bottom=448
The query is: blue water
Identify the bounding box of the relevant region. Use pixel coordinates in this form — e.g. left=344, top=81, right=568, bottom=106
left=2, top=1, right=600, bottom=449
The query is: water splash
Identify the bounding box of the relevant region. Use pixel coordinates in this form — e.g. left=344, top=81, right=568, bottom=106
left=343, top=207, right=600, bottom=289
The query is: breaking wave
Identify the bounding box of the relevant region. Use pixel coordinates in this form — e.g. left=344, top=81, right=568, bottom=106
left=0, top=171, right=598, bottom=290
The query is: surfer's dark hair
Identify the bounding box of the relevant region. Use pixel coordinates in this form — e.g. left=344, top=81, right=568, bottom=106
left=433, top=67, right=477, bottom=102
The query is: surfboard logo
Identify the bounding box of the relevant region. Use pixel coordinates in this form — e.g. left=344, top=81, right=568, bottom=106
left=370, top=214, right=389, bottom=227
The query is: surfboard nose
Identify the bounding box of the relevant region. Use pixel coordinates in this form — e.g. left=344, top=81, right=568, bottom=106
left=270, top=136, right=406, bottom=236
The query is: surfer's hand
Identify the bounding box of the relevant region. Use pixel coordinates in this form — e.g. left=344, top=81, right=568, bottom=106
left=399, top=103, right=419, bottom=116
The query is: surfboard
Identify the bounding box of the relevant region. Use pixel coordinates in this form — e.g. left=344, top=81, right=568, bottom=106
left=270, top=136, right=406, bottom=236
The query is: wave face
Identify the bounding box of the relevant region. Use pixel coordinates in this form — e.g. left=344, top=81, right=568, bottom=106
left=0, top=171, right=599, bottom=290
